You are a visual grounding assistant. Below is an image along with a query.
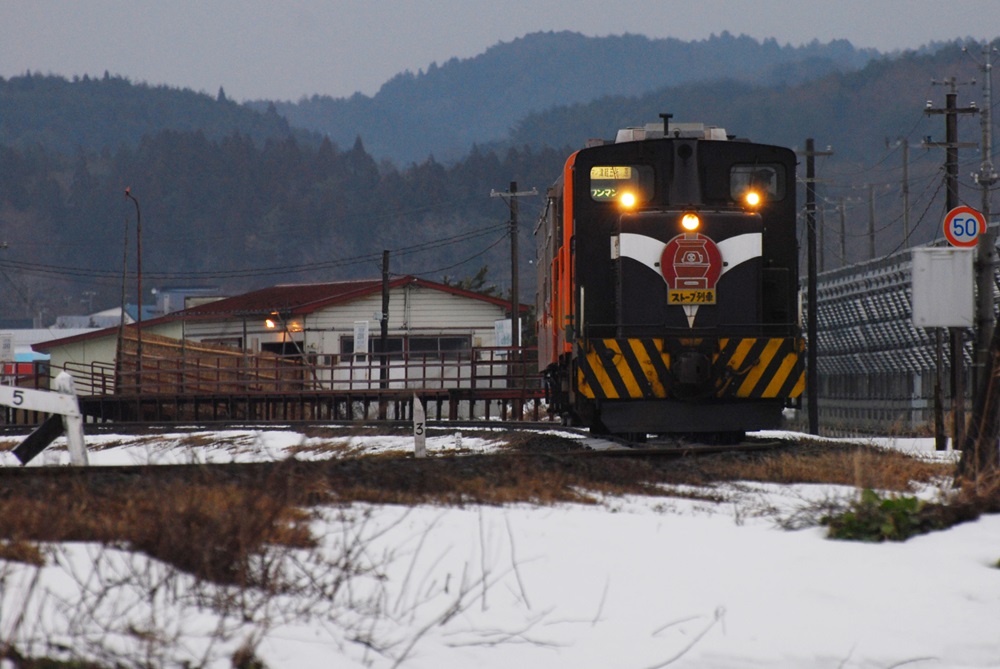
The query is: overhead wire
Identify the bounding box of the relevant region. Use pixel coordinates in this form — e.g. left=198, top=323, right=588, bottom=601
left=0, top=219, right=510, bottom=282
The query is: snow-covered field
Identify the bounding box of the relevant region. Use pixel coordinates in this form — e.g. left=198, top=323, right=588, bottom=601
left=1, top=428, right=998, bottom=669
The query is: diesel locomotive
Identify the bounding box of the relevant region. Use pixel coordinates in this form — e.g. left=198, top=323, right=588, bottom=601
left=535, top=116, right=804, bottom=440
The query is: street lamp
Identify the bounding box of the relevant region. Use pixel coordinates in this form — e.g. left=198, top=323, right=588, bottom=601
left=124, top=187, right=142, bottom=391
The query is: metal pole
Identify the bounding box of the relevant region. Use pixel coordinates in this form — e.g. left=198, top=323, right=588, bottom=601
left=805, top=138, right=819, bottom=435
left=901, top=139, right=911, bottom=246
left=379, top=250, right=390, bottom=419
left=975, top=48, right=998, bottom=407
left=797, top=139, right=832, bottom=434
left=945, top=89, right=966, bottom=451
left=124, top=188, right=142, bottom=393
left=491, top=184, right=537, bottom=348
left=818, top=206, right=826, bottom=273
left=510, top=181, right=520, bottom=350
left=839, top=197, right=847, bottom=266
left=867, top=183, right=876, bottom=260
left=926, top=77, right=978, bottom=450
left=968, top=44, right=1000, bottom=473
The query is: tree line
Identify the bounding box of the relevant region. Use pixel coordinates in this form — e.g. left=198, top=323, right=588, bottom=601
left=0, top=131, right=566, bottom=325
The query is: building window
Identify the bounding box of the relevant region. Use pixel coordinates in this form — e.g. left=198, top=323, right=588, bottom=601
left=202, top=337, right=243, bottom=349
left=341, top=336, right=404, bottom=359
left=340, top=335, right=470, bottom=359
left=261, top=342, right=302, bottom=356
left=409, top=336, right=471, bottom=358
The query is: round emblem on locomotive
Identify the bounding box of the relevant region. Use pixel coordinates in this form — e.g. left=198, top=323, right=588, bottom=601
left=660, top=232, right=723, bottom=304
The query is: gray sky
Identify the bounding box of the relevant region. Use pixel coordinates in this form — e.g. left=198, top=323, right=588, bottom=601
left=3, top=0, right=999, bottom=102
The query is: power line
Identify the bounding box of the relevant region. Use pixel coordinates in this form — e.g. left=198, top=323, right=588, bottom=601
left=0, top=221, right=510, bottom=282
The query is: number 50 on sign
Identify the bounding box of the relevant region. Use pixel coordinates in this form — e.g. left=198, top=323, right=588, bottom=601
left=943, top=205, right=986, bottom=248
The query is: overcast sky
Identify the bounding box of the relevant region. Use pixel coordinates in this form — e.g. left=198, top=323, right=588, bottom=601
left=3, top=0, right=1000, bottom=102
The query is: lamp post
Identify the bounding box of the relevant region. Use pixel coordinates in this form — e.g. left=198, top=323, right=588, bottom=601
left=124, top=187, right=142, bottom=391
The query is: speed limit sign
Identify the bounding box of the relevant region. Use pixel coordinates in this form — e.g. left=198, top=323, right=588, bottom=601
left=943, top=206, right=986, bottom=248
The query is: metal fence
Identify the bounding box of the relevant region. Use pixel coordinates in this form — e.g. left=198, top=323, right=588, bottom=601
left=799, top=247, right=987, bottom=435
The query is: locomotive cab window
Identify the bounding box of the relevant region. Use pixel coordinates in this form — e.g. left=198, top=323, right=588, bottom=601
left=589, top=165, right=654, bottom=203
left=730, top=164, right=784, bottom=203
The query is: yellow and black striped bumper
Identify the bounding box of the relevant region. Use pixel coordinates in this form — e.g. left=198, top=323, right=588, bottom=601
left=577, top=337, right=805, bottom=400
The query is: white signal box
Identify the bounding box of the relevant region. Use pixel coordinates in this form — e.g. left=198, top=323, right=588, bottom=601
left=911, top=247, right=974, bottom=328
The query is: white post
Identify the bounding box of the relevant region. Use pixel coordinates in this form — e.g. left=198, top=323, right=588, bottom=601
left=1, top=372, right=87, bottom=466
left=413, top=393, right=426, bottom=458
left=55, top=371, right=88, bottom=466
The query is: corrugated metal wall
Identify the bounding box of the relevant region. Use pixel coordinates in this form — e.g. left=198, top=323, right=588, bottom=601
left=801, top=248, right=992, bottom=434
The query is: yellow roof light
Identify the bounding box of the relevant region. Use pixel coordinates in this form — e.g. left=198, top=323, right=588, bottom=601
left=681, top=213, right=700, bottom=231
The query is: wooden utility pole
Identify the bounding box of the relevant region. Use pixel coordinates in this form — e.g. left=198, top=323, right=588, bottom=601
left=510, top=181, right=520, bottom=349
left=839, top=197, right=847, bottom=266
left=490, top=183, right=538, bottom=349
left=818, top=206, right=826, bottom=273
left=961, top=45, right=1000, bottom=477
left=124, top=188, right=142, bottom=392
left=925, top=77, right=978, bottom=451
left=379, top=250, right=390, bottom=419
left=901, top=138, right=911, bottom=247
left=867, top=183, right=876, bottom=260
left=799, top=139, right=833, bottom=435
left=972, top=48, right=999, bottom=418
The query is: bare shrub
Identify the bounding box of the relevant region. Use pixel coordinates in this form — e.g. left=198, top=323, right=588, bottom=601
left=0, top=540, right=44, bottom=567
left=0, top=465, right=315, bottom=588
left=693, top=443, right=950, bottom=492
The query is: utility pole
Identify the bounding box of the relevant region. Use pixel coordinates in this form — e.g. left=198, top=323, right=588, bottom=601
left=490, top=183, right=537, bottom=350
left=380, top=250, right=389, bottom=388
left=961, top=44, right=1000, bottom=476
left=799, top=139, right=833, bottom=435
left=867, top=184, right=876, bottom=259
left=839, top=197, right=847, bottom=266
left=818, top=206, right=826, bottom=273
left=901, top=138, right=911, bottom=246
left=378, top=250, right=390, bottom=419
left=124, top=188, right=142, bottom=394
left=510, top=181, right=520, bottom=349
left=971, top=47, right=999, bottom=404
left=925, top=76, right=978, bottom=451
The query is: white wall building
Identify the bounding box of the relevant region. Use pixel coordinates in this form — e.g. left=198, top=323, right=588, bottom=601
left=34, top=276, right=525, bottom=393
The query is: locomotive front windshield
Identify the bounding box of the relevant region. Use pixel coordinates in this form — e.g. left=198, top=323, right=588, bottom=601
left=589, top=165, right=654, bottom=202
left=730, top=164, right=784, bottom=201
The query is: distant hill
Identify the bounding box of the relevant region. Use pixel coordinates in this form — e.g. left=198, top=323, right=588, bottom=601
left=257, top=31, right=878, bottom=165
left=0, top=72, right=307, bottom=153
left=508, top=41, right=981, bottom=162
left=0, top=34, right=993, bottom=327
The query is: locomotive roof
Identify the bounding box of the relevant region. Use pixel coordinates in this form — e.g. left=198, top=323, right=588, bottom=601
left=614, top=122, right=729, bottom=143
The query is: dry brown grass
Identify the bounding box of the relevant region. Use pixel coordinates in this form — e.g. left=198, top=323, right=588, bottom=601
left=0, top=434, right=979, bottom=585
left=692, top=442, right=951, bottom=492
left=0, top=539, right=45, bottom=566
left=0, top=466, right=315, bottom=587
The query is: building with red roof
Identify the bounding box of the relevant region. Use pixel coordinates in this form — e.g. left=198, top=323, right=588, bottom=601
left=33, top=276, right=528, bottom=393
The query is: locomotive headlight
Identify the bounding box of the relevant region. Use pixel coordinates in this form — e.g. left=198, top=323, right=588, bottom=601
left=619, top=191, right=637, bottom=208
left=744, top=190, right=762, bottom=208
left=681, top=213, right=700, bottom=231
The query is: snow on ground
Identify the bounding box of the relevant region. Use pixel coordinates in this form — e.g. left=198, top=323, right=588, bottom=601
left=1, top=428, right=997, bottom=668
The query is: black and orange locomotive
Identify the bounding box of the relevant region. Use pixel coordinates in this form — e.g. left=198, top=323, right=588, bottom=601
left=535, top=117, right=804, bottom=440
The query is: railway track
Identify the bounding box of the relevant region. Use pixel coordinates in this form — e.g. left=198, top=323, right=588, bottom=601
left=0, top=420, right=806, bottom=489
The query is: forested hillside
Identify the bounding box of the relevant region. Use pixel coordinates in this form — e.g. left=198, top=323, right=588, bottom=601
left=0, top=131, right=564, bottom=325
left=0, top=73, right=305, bottom=153
left=509, top=41, right=980, bottom=161
left=264, top=31, right=877, bottom=164
left=0, top=34, right=991, bottom=327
